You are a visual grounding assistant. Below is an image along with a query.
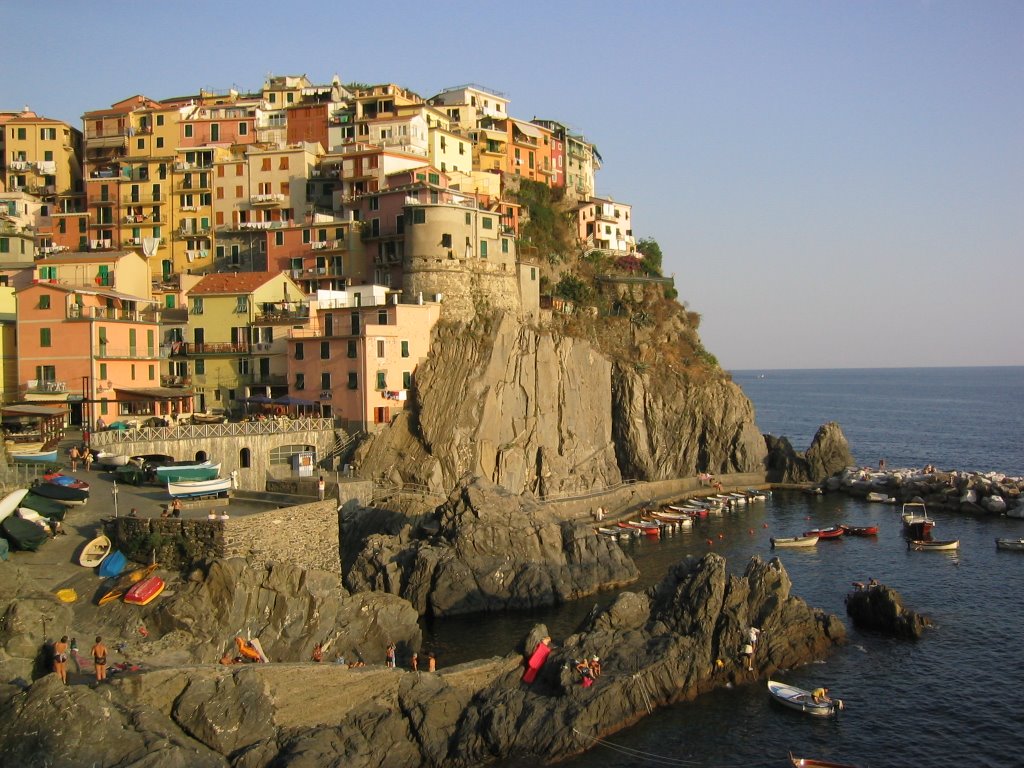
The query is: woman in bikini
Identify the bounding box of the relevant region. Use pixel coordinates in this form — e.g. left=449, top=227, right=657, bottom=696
left=91, top=636, right=108, bottom=684
left=53, top=636, right=69, bottom=684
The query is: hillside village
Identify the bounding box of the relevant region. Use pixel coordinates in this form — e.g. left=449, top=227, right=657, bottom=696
left=1, top=76, right=662, bottom=441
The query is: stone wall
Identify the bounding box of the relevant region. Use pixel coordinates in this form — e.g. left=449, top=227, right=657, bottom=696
left=107, top=516, right=225, bottom=568
left=402, top=256, right=522, bottom=322
left=221, top=500, right=341, bottom=573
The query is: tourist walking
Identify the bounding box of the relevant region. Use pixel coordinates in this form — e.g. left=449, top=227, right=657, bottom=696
left=53, top=636, right=69, bottom=684
left=83, top=449, right=93, bottom=472
left=69, top=445, right=80, bottom=472
left=317, top=475, right=326, bottom=501
left=91, top=636, right=107, bottom=684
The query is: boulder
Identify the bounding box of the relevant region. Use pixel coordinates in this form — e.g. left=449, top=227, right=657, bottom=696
left=845, top=583, right=931, bottom=640
left=345, top=477, right=640, bottom=616
left=766, top=422, right=854, bottom=484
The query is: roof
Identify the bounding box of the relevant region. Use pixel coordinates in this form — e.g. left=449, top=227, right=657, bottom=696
left=113, top=386, right=193, bottom=399
left=1, top=404, right=69, bottom=418
left=188, top=271, right=289, bottom=296
left=16, top=282, right=155, bottom=304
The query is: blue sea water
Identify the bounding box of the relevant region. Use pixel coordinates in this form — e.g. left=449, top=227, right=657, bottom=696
left=427, top=367, right=1024, bottom=768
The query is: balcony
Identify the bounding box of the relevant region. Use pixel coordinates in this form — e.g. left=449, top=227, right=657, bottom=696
left=175, top=180, right=211, bottom=192
left=121, top=193, right=164, bottom=205
left=250, top=193, right=286, bottom=205
left=68, top=305, right=156, bottom=322
left=185, top=341, right=250, bottom=355
left=95, top=346, right=161, bottom=360
left=174, top=227, right=211, bottom=240
left=25, top=379, right=68, bottom=394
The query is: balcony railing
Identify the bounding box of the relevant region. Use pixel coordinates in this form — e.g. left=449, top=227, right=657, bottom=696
left=68, top=305, right=157, bottom=322
left=185, top=341, right=250, bottom=355
left=24, top=380, right=68, bottom=394
left=250, top=193, right=286, bottom=205
left=95, top=346, right=162, bottom=360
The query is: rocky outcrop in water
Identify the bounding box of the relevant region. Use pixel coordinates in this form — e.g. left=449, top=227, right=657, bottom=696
left=845, top=583, right=931, bottom=640
left=355, top=313, right=766, bottom=496
left=765, top=421, right=855, bottom=483
left=345, top=476, right=640, bottom=616
left=835, top=466, right=1022, bottom=515
left=0, top=553, right=843, bottom=768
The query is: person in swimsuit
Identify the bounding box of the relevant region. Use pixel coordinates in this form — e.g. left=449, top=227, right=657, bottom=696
left=91, top=636, right=108, bottom=683
left=53, top=636, right=69, bottom=684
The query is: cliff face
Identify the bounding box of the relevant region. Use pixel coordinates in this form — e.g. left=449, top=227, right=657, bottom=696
left=356, top=312, right=766, bottom=495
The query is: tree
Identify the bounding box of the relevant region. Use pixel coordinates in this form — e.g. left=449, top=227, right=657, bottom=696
left=635, top=238, right=664, bottom=275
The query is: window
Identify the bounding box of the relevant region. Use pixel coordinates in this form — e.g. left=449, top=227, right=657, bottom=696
left=99, top=363, right=107, bottom=380
left=369, top=197, right=379, bottom=211
left=295, top=373, right=305, bottom=390
left=347, top=372, right=358, bottom=390
left=376, top=339, right=385, bottom=358
left=347, top=340, right=357, bottom=358
left=40, top=328, right=52, bottom=347
left=376, top=371, right=387, bottom=389
left=401, top=340, right=409, bottom=358
left=156, top=115, right=164, bottom=126
left=210, top=124, right=220, bottom=141
left=295, top=343, right=304, bottom=360
left=240, top=447, right=251, bottom=468
left=403, top=371, right=412, bottom=389
left=156, top=136, right=164, bottom=149
left=191, top=298, right=204, bottom=314
left=239, top=122, right=248, bottom=136
left=196, top=359, right=205, bottom=374
left=441, top=233, right=452, bottom=248
left=482, top=217, right=493, bottom=230
left=184, top=124, right=193, bottom=138
left=148, top=364, right=155, bottom=380
left=235, top=296, right=248, bottom=313
left=38, top=295, right=50, bottom=309
left=428, top=173, right=439, bottom=185
left=480, top=241, right=488, bottom=258
left=351, top=313, right=360, bottom=334
left=377, top=309, right=388, bottom=325
left=279, top=157, right=289, bottom=170
left=320, top=372, right=331, bottom=390
left=412, top=208, right=425, bottom=224
left=320, top=341, right=330, bottom=360
left=275, top=231, right=284, bottom=246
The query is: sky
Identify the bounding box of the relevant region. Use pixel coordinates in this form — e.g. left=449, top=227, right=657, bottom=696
left=5, top=1, right=1022, bottom=369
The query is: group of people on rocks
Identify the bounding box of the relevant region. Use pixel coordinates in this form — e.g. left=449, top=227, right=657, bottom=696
left=308, top=641, right=436, bottom=671
left=50, top=636, right=109, bottom=686
left=574, top=655, right=602, bottom=686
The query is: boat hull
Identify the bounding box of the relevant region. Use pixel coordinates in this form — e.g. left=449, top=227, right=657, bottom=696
left=771, top=535, right=819, bottom=548
left=98, top=550, right=128, bottom=578
left=79, top=534, right=112, bottom=567
left=0, top=489, right=31, bottom=525
left=29, top=482, right=89, bottom=506
left=155, top=461, right=220, bottom=482
left=995, top=538, right=1024, bottom=551
left=10, top=449, right=58, bottom=463
left=167, top=477, right=231, bottom=499
left=1, top=516, right=50, bottom=551
left=124, top=575, right=165, bottom=605
left=908, top=539, right=959, bottom=551
left=768, top=680, right=841, bottom=717
left=804, top=526, right=844, bottom=539
left=840, top=524, right=879, bottom=536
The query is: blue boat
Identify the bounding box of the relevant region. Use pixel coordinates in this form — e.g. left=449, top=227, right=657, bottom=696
left=10, top=448, right=58, bottom=463
left=98, top=550, right=127, bottom=578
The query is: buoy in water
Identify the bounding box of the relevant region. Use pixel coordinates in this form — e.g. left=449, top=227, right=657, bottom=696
left=706, top=538, right=713, bottom=546
left=718, top=533, right=724, bottom=539
left=749, top=529, right=754, bottom=534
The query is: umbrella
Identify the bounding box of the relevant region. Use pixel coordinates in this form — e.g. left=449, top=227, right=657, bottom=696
left=272, top=395, right=318, bottom=407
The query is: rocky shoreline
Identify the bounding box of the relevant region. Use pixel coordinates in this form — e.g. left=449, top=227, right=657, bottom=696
left=0, top=553, right=844, bottom=768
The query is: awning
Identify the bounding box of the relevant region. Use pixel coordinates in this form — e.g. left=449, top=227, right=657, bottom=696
left=272, top=395, right=318, bottom=407
left=513, top=121, right=544, bottom=139
left=113, top=387, right=193, bottom=399
left=1, top=404, right=69, bottom=417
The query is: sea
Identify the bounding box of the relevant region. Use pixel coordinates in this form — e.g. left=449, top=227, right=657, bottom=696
left=424, top=366, right=1024, bottom=768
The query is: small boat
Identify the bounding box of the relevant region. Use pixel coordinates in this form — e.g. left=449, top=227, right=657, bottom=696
left=789, top=752, right=860, bottom=768
left=93, top=451, right=129, bottom=467
left=98, top=550, right=128, bottom=578
left=995, top=538, right=1024, bottom=552
left=908, top=539, right=960, bottom=551
left=865, top=491, right=894, bottom=503
left=129, top=453, right=175, bottom=469
left=98, top=564, right=158, bottom=605
left=191, top=412, right=226, bottom=425
left=840, top=524, right=879, bottom=536
left=10, top=447, right=58, bottom=463
left=79, top=534, right=112, bottom=567
left=43, top=472, right=91, bottom=491
left=124, top=575, right=165, bottom=605
left=771, top=534, right=819, bottom=548
left=155, top=460, right=220, bottom=482
left=745, top=489, right=769, bottom=501
left=20, top=493, right=68, bottom=520
left=901, top=502, right=935, bottom=538
left=167, top=477, right=231, bottom=499
left=17, top=507, right=56, bottom=531
left=29, top=482, right=89, bottom=506
left=1, top=516, right=50, bottom=551
left=768, top=679, right=843, bottom=717
left=804, top=525, right=844, bottom=539
left=596, top=526, right=621, bottom=539
left=0, top=488, right=31, bottom=524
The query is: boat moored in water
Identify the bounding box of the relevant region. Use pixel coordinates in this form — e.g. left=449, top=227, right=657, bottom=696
left=771, top=534, right=819, bottom=549
left=995, top=538, right=1024, bottom=552
left=804, top=525, right=844, bottom=539
left=901, top=502, right=936, bottom=538
left=840, top=524, right=879, bottom=536
left=908, top=539, right=960, bottom=551
left=789, top=753, right=860, bottom=768
left=768, top=679, right=843, bottom=717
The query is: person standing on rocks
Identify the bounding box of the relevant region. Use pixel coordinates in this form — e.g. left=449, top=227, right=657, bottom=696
left=744, top=626, right=762, bottom=671
left=427, top=653, right=436, bottom=672
left=53, top=636, right=69, bottom=684
left=385, top=643, right=396, bottom=668
left=410, top=653, right=418, bottom=671
left=91, top=636, right=108, bottom=684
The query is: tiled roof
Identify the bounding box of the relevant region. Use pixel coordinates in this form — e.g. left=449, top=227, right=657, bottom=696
left=189, top=271, right=285, bottom=295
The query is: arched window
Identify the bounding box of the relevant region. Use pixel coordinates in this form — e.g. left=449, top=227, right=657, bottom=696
left=240, top=447, right=251, bottom=469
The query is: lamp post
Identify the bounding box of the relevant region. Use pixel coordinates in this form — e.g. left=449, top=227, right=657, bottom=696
left=112, top=481, right=119, bottom=518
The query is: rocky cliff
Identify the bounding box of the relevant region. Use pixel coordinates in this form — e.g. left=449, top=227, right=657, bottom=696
left=356, top=311, right=766, bottom=496
left=765, top=421, right=855, bottom=483
left=345, top=476, right=640, bottom=616
left=0, top=553, right=845, bottom=768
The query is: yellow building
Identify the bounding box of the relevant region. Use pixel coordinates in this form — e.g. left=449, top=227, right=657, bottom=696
left=1, top=107, right=83, bottom=213
left=185, top=271, right=306, bottom=412
left=0, top=283, right=17, bottom=402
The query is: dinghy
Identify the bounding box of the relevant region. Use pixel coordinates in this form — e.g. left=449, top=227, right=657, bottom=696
left=123, top=575, right=165, bottom=606
left=0, top=488, right=31, bottom=525
left=995, top=538, right=1024, bottom=552
left=29, top=482, right=89, bottom=506
left=155, top=461, right=220, bottom=482
left=79, top=534, right=112, bottom=567
left=908, top=539, right=959, bottom=551
left=98, top=550, right=128, bottom=578
left=1, top=516, right=50, bottom=551
left=10, top=447, right=58, bottom=463
left=167, top=477, right=231, bottom=499
left=98, top=564, right=158, bottom=606
left=770, top=534, right=819, bottom=548
left=768, top=679, right=843, bottom=717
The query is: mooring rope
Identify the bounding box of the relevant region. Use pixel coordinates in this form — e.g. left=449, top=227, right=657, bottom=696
left=572, top=727, right=702, bottom=766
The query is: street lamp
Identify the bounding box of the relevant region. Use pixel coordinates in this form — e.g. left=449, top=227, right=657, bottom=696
left=112, top=481, right=119, bottom=518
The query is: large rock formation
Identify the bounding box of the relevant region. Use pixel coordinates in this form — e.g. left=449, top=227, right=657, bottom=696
left=345, top=476, right=640, bottom=616
left=0, top=554, right=844, bottom=768
left=845, top=583, right=931, bottom=640
left=765, top=421, right=855, bottom=483
left=355, top=313, right=766, bottom=496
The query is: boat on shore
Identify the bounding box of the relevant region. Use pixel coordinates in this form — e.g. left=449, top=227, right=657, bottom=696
left=0, top=489, right=31, bottom=525
left=43, top=471, right=90, bottom=491
left=123, top=575, right=165, bottom=605
left=768, top=679, right=843, bottom=717
left=804, top=525, right=844, bottom=539
left=908, top=539, right=959, bottom=551
left=1, top=516, right=50, bottom=551
left=79, top=534, right=112, bottom=567
left=840, top=524, right=879, bottom=536
left=29, top=482, right=89, bottom=506
left=9, top=447, right=58, bottom=463
left=155, top=460, right=220, bottom=482
left=901, top=502, right=935, bottom=538
left=20, top=493, right=67, bottom=520
left=167, top=477, right=231, bottom=499
left=98, top=550, right=127, bottom=578
left=93, top=450, right=129, bottom=467
left=98, top=563, right=158, bottom=605
left=789, top=753, right=860, bottom=768
left=995, top=538, right=1024, bottom=551
left=771, top=534, right=819, bottom=549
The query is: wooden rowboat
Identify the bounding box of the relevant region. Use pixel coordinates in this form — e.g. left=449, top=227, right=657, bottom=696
left=79, top=534, right=112, bottom=567
left=789, top=752, right=860, bottom=768
left=167, top=477, right=231, bottom=499
left=123, top=575, right=165, bottom=606
left=908, top=539, right=959, bottom=551
left=771, top=535, right=819, bottom=549
left=98, top=564, right=158, bottom=605
left=804, top=525, right=844, bottom=539
left=10, top=447, right=58, bottom=463
left=768, top=679, right=843, bottom=717
left=995, top=538, right=1024, bottom=552
left=840, top=524, right=879, bottom=536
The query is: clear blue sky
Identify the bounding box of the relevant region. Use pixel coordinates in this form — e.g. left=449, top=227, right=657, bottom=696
left=7, top=1, right=1022, bottom=369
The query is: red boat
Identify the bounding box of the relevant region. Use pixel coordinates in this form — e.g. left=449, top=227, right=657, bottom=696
left=803, top=525, right=844, bottom=539
left=840, top=524, right=879, bottom=536
left=43, top=471, right=91, bottom=491
left=123, top=575, right=165, bottom=606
